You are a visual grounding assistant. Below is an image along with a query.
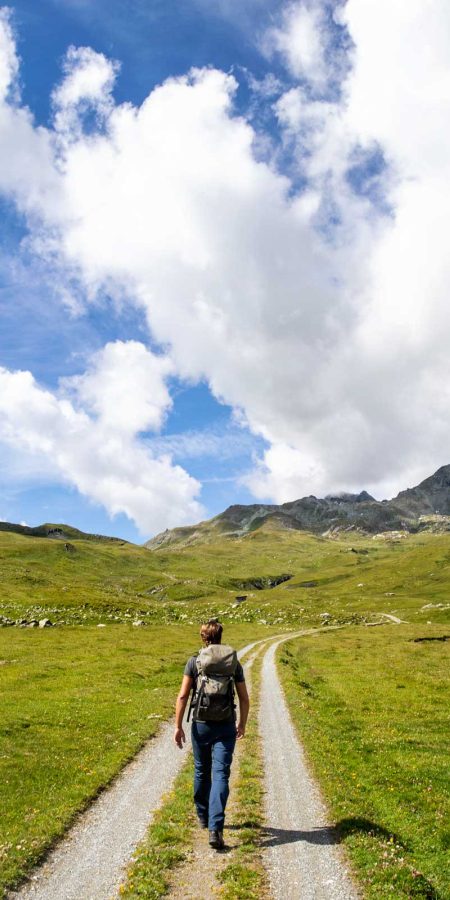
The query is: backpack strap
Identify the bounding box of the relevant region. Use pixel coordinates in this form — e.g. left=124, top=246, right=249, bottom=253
left=186, top=653, right=206, bottom=723
left=228, top=673, right=237, bottom=721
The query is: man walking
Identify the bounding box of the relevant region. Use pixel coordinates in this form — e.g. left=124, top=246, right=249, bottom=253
left=174, top=619, right=250, bottom=849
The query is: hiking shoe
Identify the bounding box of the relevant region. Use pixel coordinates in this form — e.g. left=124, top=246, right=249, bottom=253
left=209, top=830, right=224, bottom=849
left=197, top=817, right=208, bottom=829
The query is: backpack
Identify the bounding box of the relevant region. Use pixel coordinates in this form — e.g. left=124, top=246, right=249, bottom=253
left=187, top=644, right=238, bottom=722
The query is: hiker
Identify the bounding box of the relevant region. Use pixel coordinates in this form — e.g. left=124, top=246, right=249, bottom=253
left=174, top=618, right=250, bottom=850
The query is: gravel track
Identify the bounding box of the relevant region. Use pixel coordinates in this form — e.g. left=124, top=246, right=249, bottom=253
left=7, top=641, right=257, bottom=900
left=260, top=636, right=360, bottom=900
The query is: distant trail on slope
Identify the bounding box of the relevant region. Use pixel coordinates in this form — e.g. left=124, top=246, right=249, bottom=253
left=260, top=637, right=360, bottom=900
left=379, top=613, right=409, bottom=624
left=7, top=640, right=259, bottom=900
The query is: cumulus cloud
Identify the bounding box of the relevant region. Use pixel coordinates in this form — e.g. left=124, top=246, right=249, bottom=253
left=62, top=340, right=175, bottom=436
left=262, top=0, right=350, bottom=95
left=263, top=2, right=329, bottom=88
left=0, top=3, right=450, bottom=519
left=52, top=45, right=120, bottom=138
left=0, top=342, right=203, bottom=534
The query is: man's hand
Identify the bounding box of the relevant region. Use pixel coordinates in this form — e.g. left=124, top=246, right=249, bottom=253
left=236, top=722, right=246, bottom=740
left=174, top=727, right=186, bottom=749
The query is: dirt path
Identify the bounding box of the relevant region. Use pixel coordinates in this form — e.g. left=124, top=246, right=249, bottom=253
left=7, top=641, right=259, bottom=900
left=379, top=613, right=409, bottom=624
left=260, top=636, right=360, bottom=900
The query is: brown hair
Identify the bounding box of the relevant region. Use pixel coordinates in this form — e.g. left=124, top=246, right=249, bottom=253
left=200, top=619, right=223, bottom=645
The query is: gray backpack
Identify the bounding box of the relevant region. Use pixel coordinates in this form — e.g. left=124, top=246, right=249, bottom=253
left=187, top=644, right=238, bottom=722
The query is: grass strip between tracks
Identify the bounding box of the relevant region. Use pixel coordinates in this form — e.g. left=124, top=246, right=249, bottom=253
left=278, top=624, right=450, bottom=900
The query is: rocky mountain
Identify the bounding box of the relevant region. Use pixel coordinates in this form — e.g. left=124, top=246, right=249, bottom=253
left=145, top=464, right=450, bottom=550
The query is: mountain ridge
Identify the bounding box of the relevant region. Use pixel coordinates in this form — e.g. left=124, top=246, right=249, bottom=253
left=0, top=521, right=126, bottom=543
left=145, top=464, right=450, bottom=549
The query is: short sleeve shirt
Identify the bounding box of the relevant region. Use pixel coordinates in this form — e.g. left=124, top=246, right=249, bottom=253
left=184, top=654, right=245, bottom=683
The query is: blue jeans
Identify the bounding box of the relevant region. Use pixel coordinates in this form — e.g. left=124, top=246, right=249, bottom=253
left=191, top=719, right=237, bottom=832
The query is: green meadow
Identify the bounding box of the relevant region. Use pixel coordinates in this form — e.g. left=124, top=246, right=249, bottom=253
left=1, top=523, right=450, bottom=897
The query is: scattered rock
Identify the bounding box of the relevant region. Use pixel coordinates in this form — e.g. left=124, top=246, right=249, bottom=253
left=39, top=618, right=52, bottom=628
left=64, top=542, right=75, bottom=552
left=132, top=620, right=146, bottom=626
left=97, top=623, right=106, bottom=627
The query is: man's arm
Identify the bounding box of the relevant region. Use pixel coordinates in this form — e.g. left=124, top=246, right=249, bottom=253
left=174, top=675, right=194, bottom=748
left=235, top=680, right=250, bottom=740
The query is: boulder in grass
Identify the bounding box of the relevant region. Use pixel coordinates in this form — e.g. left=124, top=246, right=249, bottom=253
left=39, top=618, right=52, bottom=628
left=132, top=620, right=146, bottom=626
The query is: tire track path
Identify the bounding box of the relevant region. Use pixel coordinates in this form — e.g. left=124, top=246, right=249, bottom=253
left=260, top=636, right=360, bottom=900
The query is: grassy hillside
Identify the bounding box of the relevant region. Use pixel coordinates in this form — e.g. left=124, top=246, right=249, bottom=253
left=0, top=521, right=125, bottom=542
left=1, top=525, right=450, bottom=629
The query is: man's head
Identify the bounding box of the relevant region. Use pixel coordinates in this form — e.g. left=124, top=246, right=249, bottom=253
left=200, top=618, right=223, bottom=645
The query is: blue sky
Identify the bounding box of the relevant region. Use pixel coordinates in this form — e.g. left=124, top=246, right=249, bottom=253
left=0, top=1, right=449, bottom=541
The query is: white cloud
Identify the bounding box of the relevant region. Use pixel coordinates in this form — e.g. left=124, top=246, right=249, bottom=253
left=263, top=2, right=329, bottom=88
left=0, top=8, right=18, bottom=101
left=52, top=45, right=120, bottom=138
left=242, top=442, right=326, bottom=503
left=62, top=340, right=174, bottom=436
left=262, top=1, right=350, bottom=95
left=0, top=342, right=203, bottom=535
left=1, top=5, right=450, bottom=517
